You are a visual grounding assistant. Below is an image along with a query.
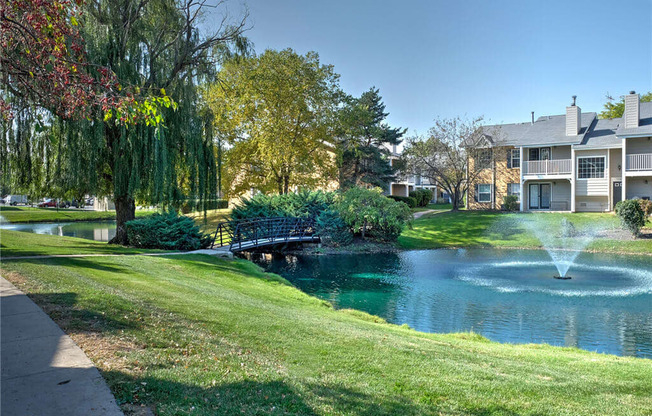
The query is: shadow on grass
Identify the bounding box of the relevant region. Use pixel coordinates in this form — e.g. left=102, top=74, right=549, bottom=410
left=27, top=292, right=143, bottom=333
left=103, top=371, right=458, bottom=416
left=3, top=256, right=131, bottom=273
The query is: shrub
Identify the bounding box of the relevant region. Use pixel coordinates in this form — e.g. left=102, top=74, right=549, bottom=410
left=615, top=200, right=646, bottom=237
left=231, top=190, right=334, bottom=220
left=637, top=198, right=652, bottom=217
left=436, top=197, right=448, bottom=204
left=503, top=195, right=519, bottom=212
left=125, top=210, right=211, bottom=250
left=388, top=195, right=417, bottom=208
left=315, top=209, right=353, bottom=247
left=339, top=187, right=413, bottom=242
left=409, top=189, right=434, bottom=207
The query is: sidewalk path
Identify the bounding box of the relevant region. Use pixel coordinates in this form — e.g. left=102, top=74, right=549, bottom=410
left=413, top=209, right=449, bottom=219
left=1, top=277, right=123, bottom=415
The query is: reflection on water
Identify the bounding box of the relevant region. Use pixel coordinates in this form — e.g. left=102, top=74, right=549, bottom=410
left=0, top=221, right=116, bottom=242
left=253, top=249, right=652, bottom=358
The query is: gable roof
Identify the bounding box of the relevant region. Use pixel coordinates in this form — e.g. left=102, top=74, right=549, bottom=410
left=479, top=112, right=597, bottom=147
left=576, top=117, right=621, bottom=148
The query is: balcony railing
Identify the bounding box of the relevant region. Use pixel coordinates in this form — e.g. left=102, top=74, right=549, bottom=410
left=626, top=153, right=652, bottom=171
left=523, top=159, right=572, bottom=175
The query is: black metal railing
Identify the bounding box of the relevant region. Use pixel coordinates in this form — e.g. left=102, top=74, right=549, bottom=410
left=211, top=217, right=318, bottom=251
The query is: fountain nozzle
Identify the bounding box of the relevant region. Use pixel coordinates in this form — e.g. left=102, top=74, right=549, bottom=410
left=553, top=275, right=572, bottom=280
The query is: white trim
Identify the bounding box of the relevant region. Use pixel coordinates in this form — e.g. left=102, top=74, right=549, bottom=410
left=576, top=155, right=607, bottom=180
left=527, top=181, right=554, bottom=210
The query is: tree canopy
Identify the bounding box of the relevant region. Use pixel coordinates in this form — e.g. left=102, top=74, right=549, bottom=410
left=336, top=87, right=405, bottom=190
left=402, top=117, right=489, bottom=211
left=599, top=92, right=652, bottom=119
left=1, top=0, right=249, bottom=244
left=205, top=49, right=342, bottom=196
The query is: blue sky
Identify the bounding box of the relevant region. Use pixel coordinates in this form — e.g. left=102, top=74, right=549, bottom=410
left=211, top=0, right=651, bottom=134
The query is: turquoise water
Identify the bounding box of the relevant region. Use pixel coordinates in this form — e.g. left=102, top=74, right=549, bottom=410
left=255, top=249, right=652, bottom=358
left=0, top=221, right=116, bottom=241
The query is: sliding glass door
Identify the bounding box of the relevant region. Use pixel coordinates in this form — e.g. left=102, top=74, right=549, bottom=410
left=529, top=183, right=551, bottom=209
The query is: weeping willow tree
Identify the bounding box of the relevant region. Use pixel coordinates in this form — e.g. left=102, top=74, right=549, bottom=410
left=1, top=0, right=249, bottom=244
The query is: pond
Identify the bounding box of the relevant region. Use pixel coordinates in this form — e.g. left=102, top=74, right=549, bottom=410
left=0, top=221, right=117, bottom=242
left=254, top=249, right=652, bottom=358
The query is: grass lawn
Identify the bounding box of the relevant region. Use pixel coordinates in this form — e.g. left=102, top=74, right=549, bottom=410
left=185, top=208, right=231, bottom=232
left=1, top=232, right=651, bottom=415
left=0, top=230, right=163, bottom=257
left=411, top=203, right=453, bottom=213
left=0, top=206, right=156, bottom=224
left=399, top=210, right=652, bottom=254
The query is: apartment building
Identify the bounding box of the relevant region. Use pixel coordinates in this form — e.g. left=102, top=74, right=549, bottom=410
left=387, top=145, right=445, bottom=202
left=467, top=92, right=652, bottom=212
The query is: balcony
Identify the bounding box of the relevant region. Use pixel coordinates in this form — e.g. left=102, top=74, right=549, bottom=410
left=626, top=153, right=652, bottom=172
left=523, top=159, right=572, bottom=176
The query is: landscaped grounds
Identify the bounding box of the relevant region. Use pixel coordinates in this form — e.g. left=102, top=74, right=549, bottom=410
left=1, top=230, right=651, bottom=415
left=399, top=210, right=652, bottom=254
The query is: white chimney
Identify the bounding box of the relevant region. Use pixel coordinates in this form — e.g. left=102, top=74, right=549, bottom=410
left=566, top=95, right=581, bottom=136
left=624, top=91, right=640, bottom=128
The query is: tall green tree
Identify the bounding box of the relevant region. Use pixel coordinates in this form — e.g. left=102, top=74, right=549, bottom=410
left=2, top=0, right=249, bottom=244
left=206, top=49, right=342, bottom=196
left=600, top=92, right=652, bottom=119
left=336, top=87, right=405, bottom=190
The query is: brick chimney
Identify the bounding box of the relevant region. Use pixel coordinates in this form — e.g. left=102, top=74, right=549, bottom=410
left=624, top=91, right=640, bottom=128
left=566, top=95, right=581, bottom=136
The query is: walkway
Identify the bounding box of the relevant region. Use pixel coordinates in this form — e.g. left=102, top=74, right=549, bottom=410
left=413, top=209, right=448, bottom=219
left=1, top=277, right=123, bottom=415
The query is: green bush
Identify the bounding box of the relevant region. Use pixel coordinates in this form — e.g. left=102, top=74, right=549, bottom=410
left=409, top=189, right=434, bottom=207
left=388, top=195, right=417, bottom=208
left=339, top=187, right=413, bottom=242
left=315, top=209, right=353, bottom=247
left=231, top=190, right=334, bottom=220
left=503, top=195, right=519, bottom=211
left=125, top=211, right=211, bottom=250
left=615, top=200, right=646, bottom=237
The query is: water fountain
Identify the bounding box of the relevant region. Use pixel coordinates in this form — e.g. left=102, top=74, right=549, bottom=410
left=495, top=215, right=603, bottom=279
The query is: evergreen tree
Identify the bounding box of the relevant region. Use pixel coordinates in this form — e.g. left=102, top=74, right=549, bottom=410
left=337, top=87, right=405, bottom=190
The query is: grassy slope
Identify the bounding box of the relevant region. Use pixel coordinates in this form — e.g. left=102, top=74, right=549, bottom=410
left=399, top=211, right=652, bottom=254
left=1, top=232, right=651, bottom=415
left=0, top=206, right=156, bottom=223
left=0, top=230, right=161, bottom=257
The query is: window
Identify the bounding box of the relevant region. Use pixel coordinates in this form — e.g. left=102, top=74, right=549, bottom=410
left=477, top=184, right=492, bottom=203
left=507, top=183, right=520, bottom=201
left=510, top=149, right=520, bottom=168
left=578, top=157, right=605, bottom=179
left=476, top=149, right=492, bottom=169
left=528, top=147, right=551, bottom=161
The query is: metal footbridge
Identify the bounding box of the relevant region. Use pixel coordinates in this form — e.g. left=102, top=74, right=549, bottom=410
left=211, top=217, right=319, bottom=252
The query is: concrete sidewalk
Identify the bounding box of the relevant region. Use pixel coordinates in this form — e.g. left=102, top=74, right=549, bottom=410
left=1, top=277, right=122, bottom=415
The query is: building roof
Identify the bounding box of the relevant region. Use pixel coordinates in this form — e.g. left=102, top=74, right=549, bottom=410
left=479, top=111, right=597, bottom=147
left=576, top=117, right=621, bottom=148
left=616, top=101, right=652, bottom=137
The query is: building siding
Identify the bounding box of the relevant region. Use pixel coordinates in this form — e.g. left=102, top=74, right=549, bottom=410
left=468, top=147, right=521, bottom=210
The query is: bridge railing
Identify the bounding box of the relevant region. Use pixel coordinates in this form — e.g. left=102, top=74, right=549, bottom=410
left=211, top=217, right=318, bottom=251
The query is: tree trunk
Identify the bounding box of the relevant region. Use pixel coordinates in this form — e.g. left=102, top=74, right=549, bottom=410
left=109, top=195, right=136, bottom=245
left=283, top=176, right=290, bottom=194
left=361, top=218, right=367, bottom=239
left=451, top=189, right=460, bottom=211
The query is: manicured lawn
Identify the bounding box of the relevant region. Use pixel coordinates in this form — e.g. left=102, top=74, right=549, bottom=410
left=185, top=208, right=232, bottom=232
left=398, top=210, right=652, bottom=254
left=2, top=232, right=651, bottom=415
left=0, top=230, right=163, bottom=257
left=0, top=206, right=156, bottom=224
left=411, top=203, right=453, bottom=213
